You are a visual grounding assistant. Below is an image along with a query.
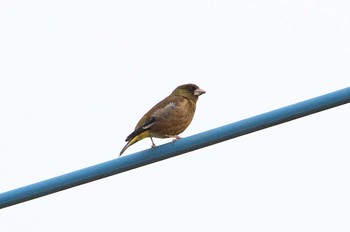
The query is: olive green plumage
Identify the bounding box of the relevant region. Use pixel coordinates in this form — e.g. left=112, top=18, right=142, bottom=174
left=119, top=83, right=206, bottom=156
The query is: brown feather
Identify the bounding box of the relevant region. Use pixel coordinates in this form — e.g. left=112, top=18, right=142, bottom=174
left=119, top=83, right=205, bottom=156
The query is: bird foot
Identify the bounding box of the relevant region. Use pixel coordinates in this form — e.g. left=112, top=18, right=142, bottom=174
left=167, top=135, right=181, bottom=143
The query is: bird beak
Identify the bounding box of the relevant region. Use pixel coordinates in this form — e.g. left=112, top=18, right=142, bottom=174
left=194, top=88, right=206, bottom=96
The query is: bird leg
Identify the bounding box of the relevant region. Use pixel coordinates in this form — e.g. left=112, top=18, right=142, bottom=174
left=150, top=137, right=156, bottom=148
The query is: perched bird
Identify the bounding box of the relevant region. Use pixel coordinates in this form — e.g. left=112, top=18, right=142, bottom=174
left=119, top=83, right=206, bottom=156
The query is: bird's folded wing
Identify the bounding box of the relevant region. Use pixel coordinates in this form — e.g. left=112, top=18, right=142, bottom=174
left=125, top=117, right=156, bottom=141
left=126, top=98, right=181, bottom=142
left=151, top=101, right=177, bottom=119
left=142, top=117, right=156, bottom=129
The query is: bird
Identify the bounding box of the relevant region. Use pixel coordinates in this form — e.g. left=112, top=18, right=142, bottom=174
left=119, top=83, right=206, bottom=156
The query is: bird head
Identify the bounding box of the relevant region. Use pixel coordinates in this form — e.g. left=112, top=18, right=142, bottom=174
left=172, top=84, right=206, bottom=102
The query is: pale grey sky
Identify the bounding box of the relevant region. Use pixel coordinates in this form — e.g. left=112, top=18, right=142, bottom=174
left=1, top=1, right=350, bottom=231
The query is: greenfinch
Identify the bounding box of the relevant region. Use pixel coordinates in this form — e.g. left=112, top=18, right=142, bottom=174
left=119, top=83, right=206, bottom=156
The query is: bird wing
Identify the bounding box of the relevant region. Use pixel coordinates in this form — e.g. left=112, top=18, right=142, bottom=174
left=125, top=117, right=155, bottom=142
left=125, top=96, right=182, bottom=141
left=151, top=101, right=178, bottom=119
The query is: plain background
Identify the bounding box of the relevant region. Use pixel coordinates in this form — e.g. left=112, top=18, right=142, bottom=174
left=1, top=1, right=350, bottom=231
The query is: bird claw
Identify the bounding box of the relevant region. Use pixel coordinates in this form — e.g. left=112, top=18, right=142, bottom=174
left=169, top=135, right=181, bottom=143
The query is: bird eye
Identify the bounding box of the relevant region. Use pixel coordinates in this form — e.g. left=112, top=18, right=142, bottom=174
left=188, top=86, right=195, bottom=92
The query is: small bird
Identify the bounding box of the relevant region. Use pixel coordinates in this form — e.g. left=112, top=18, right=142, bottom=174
left=119, top=83, right=206, bottom=156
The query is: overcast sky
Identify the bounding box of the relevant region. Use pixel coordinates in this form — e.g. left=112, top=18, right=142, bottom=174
left=1, top=1, right=350, bottom=231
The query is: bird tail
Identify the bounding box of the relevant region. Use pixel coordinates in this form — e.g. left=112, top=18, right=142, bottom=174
left=119, top=131, right=149, bottom=156
left=119, top=140, right=133, bottom=156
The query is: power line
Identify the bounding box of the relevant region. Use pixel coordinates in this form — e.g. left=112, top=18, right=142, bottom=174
left=1, top=87, right=350, bottom=209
